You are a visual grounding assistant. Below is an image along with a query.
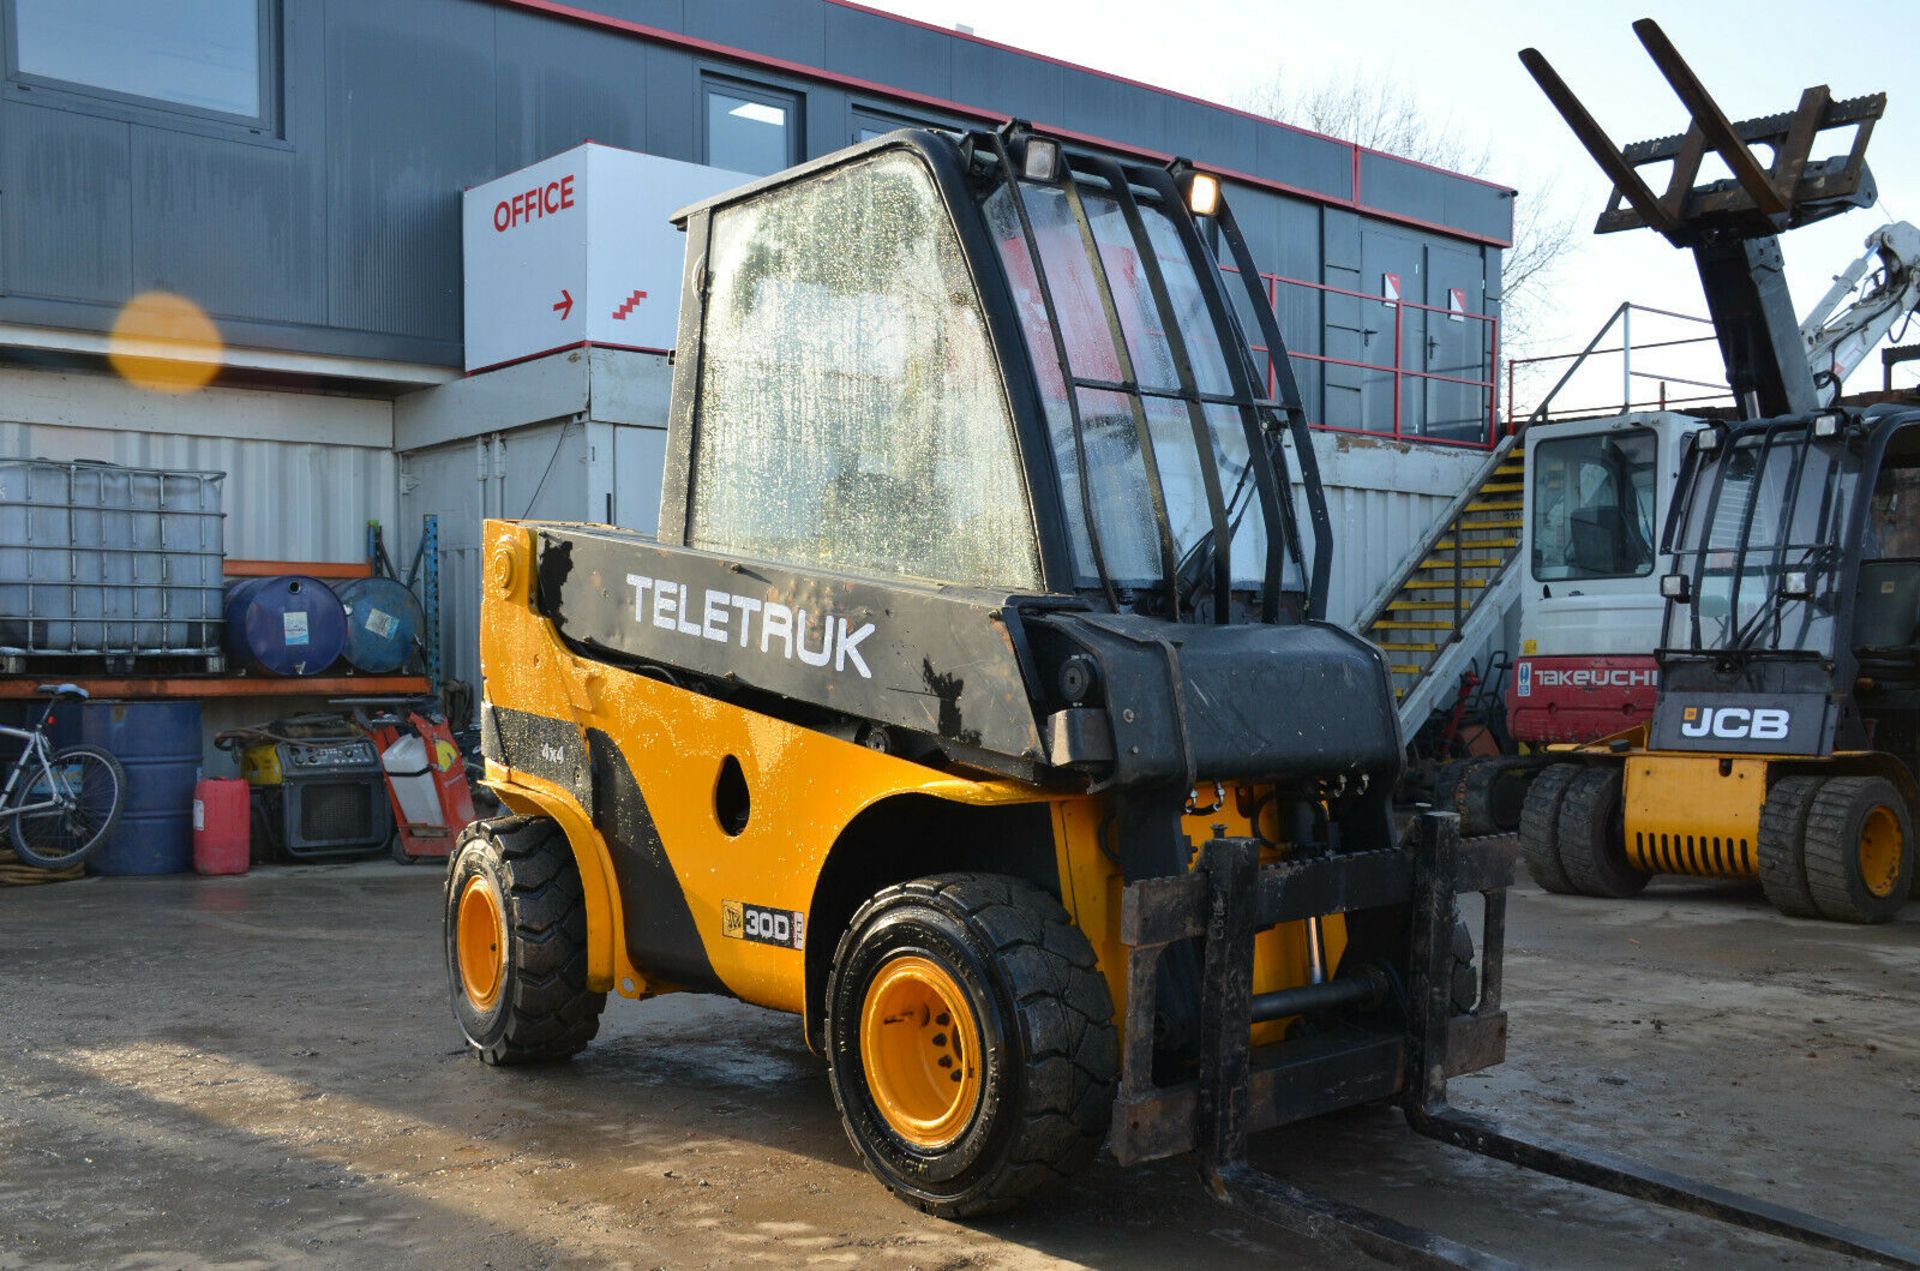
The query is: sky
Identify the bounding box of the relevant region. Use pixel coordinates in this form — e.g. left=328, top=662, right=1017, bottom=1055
left=861, top=0, right=1920, bottom=411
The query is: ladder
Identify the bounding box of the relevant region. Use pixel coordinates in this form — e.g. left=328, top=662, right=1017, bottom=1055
left=1355, top=434, right=1525, bottom=733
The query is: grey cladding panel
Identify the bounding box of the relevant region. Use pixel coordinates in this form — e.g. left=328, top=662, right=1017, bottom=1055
left=573, top=0, right=684, bottom=25
left=1360, top=152, right=1513, bottom=243
left=1257, top=126, right=1352, bottom=202
left=131, top=128, right=321, bottom=325
left=1163, top=99, right=1257, bottom=173
left=326, top=0, right=497, bottom=341
left=686, top=0, right=825, bottom=65
left=821, top=6, right=949, bottom=100
left=1, top=102, right=131, bottom=303
left=951, top=39, right=1059, bottom=125
left=643, top=42, right=696, bottom=162
left=494, top=9, right=649, bottom=171
left=1053, top=67, right=1160, bottom=143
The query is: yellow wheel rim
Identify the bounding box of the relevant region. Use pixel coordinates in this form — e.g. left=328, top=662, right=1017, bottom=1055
left=457, top=875, right=507, bottom=1011
left=859, top=955, right=982, bottom=1149
left=1859, top=806, right=1904, bottom=899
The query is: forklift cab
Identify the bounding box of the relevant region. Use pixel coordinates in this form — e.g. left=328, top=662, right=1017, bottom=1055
left=1654, top=406, right=1920, bottom=754
left=1853, top=440, right=1920, bottom=656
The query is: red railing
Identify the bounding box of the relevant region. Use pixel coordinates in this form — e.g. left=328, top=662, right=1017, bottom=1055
left=1229, top=266, right=1502, bottom=448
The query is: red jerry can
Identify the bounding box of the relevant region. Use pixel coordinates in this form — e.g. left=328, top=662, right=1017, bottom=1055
left=192, top=777, right=251, bottom=875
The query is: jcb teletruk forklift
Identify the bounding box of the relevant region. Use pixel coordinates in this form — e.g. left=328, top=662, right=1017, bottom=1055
left=448, top=109, right=1917, bottom=1264
left=1518, top=22, right=1920, bottom=925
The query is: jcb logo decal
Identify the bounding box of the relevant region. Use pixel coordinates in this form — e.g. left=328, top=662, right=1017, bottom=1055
left=722, top=899, right=805, bottom=950
left=1679, top=706, right=1790, bottom=741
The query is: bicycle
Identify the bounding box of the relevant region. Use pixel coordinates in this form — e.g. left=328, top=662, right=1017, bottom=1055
left=1, top=684, right=126, bottom=870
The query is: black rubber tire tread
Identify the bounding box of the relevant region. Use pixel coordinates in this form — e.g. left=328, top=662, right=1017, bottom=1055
left=8, top=743, right=125, bottom=870
left=1518, top=763, right=1581, bottom=894
left=1756, top=776, right=1826, bottom=919
left=1802, top=776, right=1914, bottom=925
left=1556, top=766, right=1648, bottom=899
left=445, top=814, right=606, bottom=1064
left=1449, top=918, right=1479, bottom=1014
left=1454, top=756, right=1535, bottom=837
left=825, top=872, right=1117, bottom=1219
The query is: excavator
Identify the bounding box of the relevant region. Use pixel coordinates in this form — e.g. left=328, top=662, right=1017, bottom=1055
left=1518, top=20, right=1920, bottom=924
left=445, top=55, right=1920, bottom=1266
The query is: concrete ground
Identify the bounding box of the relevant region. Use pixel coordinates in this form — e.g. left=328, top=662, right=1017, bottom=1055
left=1, top=853, right=1916, bottom=1269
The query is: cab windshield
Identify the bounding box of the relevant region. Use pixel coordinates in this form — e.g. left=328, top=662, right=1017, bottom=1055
left=1661, top=422, right=1861, bottom=656
left=977, top=164, right=1303, bottom=609
left=1530, top=428, right=1657, bottom=581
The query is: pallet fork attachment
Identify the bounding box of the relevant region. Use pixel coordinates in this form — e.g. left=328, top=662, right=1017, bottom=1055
left=1132, top=813, right=1920, bottom=1268
left=1519, top=18, right=1885, bottom=421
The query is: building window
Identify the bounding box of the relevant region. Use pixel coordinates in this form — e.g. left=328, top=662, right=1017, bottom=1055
left=850, top=105, right=944, bottom=145
left=704, top=78, right=800, bottom=176
left=8, top=0, right=273, bottom=127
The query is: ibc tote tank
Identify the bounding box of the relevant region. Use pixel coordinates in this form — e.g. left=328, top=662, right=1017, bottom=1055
left=333, top=576, right=423, bottom=674
left=223, top=576, right=347, bottom=676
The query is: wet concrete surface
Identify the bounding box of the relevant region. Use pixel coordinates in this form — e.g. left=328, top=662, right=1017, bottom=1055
left=1, top=854, right=1915, bottom=1269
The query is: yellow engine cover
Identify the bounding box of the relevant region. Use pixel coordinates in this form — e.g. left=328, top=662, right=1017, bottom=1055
left=1621, top=753, right=1768, bottom=878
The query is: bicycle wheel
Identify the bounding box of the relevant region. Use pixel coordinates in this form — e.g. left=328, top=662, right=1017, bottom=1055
left=9, top=744, right=126, bottom=870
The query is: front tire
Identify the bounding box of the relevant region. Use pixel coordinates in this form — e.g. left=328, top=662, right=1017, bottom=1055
left=1802, top=776, right=1913, bottom=924
left=445, top=815, right=606, bottom=1064
left=825, top=873, right=1116, bottom=1218
left=1757, top=776, right=1825, bottom=919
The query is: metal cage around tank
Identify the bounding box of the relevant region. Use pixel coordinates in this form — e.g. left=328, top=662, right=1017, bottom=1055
left=0, top=460, right=226, bottom=661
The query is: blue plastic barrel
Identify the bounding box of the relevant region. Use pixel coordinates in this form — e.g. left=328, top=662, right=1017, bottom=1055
left=54, top=700, right=201, bottom=875
left=333, top=576, right=423, bottom=674
left=224, top=576, right=347, bottom=676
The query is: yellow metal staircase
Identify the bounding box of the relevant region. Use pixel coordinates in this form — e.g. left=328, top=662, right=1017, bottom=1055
left=1358, top=435, right=1526, bottom=729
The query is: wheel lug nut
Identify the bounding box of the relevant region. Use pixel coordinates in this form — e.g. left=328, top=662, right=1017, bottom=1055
left=932, top=1032, right=946, bottom=1046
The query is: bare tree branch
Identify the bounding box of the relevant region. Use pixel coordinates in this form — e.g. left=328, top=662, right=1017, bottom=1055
left=1234, top=75, right=1579, bottom=357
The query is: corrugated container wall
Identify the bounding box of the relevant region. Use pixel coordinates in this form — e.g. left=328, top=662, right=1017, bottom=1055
left=0, top=426, right=395, bottom=565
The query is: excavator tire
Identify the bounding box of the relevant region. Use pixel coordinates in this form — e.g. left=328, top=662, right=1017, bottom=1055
left=1802, top=776, right=1914, bottom=924
left=1518, top=763, right=1581, bottom=894
left=825, top=873, right=1116, bottom=1219
left=1556, top=766, right=1649, bottom=899
left=1452, top=756, right=1536, bottom=837
left=1757, top=776, right=1825, bottom=919
left=445, top=815, right=607, bottom=1065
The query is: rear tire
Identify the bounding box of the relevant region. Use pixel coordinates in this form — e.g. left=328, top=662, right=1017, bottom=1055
left=1802, top=776, right=1913, bottom=925
left=825, top=873, right=1116, bottom=1219
left=445, top=815, right=606, bottom=1064
left=1556, top=767, right=1648, bottom=899
left=8, top=743, right=125, bottom=870
left=1757, top=776, right=1825, bottom=919
left=1518, top=763, right=1580, bottom=894
left=1453, top=756, right=1534, bottom=837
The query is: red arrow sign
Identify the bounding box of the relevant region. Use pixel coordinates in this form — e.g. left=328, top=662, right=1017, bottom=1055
left=552, top=289, right=574, bottom=320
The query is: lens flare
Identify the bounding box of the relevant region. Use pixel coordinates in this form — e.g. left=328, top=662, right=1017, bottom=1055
left=108, top=291, right=223, bottom=393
